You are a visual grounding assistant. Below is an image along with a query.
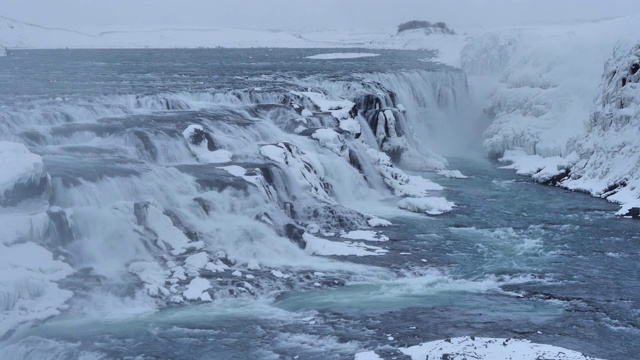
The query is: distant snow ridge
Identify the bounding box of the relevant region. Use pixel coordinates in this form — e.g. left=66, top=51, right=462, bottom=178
left=306, top=53, right=379, bottom=60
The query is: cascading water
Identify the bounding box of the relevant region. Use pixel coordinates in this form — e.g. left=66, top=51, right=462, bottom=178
left=0, top=49, right=467, bottom=357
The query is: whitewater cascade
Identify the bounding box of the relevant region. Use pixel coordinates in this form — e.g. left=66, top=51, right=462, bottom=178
left=0, top=66, right=468, bottom=339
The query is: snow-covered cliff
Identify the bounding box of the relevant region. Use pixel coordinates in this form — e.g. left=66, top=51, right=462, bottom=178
left=475, top=20, right=640, bottom=216
left=563, top=41, right=640, bottom=216
left=472, top=17, right=640, bottom=160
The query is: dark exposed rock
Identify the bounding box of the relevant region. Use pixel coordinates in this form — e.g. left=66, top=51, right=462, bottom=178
left=348, top=149, right=363, bottom=172
left=188, top=127, right=218, bottom=151
left=46, top=207, right=75, bottom=245
left=541, top=169, right=570, bottom=186
left=284, top=223, right=307, bottom=249
left=348, top=105, right=358, bottom=118
left=1, top=172, right=50, bottom=207
left=623, top=207, right=640, bottom=219
left=134, top=202, right=150, bottom=227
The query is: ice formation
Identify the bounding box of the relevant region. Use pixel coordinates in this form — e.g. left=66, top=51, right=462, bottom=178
left=472, top=16, right=640, bottom=216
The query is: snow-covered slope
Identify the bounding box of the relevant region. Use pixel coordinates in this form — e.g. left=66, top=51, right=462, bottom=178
left=0, top=15, right=466, bottom=66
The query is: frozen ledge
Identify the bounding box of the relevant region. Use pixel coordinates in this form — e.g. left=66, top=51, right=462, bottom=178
left=306, top=53, right=380, bottom=60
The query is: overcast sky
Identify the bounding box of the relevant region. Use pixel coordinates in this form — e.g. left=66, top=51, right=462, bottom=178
left=2, top=0, right=639, bottom=30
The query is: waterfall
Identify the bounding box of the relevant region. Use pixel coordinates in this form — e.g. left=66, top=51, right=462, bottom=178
left=0, top=64, right=468, bottom=339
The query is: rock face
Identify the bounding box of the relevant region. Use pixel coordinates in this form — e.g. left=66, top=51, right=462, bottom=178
left=354, top=93, right=408, bottom=162
left=563, top=41, right=640, bottom=214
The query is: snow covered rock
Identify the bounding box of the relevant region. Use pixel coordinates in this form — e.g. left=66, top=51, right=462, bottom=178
left=128, top=261, right=170, bottom=297
left=365, top=147, right=442, bottom=197
left=436, top=169, right=468, bottom=179
left=303, top=232, right=387, bottom=257
left=183, top=277, right=212, bottom=301
left=0, top=141, right=50, bottom=207
left=183, top=124, right=232, bottom=164
left=311, top=128, right=348, bottom=157
left=397, top=196, right=455, bottom=215
left=260, top=142, right=334, bottom=203
left=399, top=337, right=602, bottom=360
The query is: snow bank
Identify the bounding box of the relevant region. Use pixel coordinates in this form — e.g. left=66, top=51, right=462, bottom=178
left=306, top=53, right=379, bottom=60
left=399, top=337, right=601, bottom=360
left=365, top=147, right=442, bottom=197
left=303, top=233, right=387, bottom=257
left=0, top=141, right=49, bottom=206
left=397, top=196, right=455, bottom=215
left=0, top=242, right=74, bottom=338
left=436, top=169, right=468, bottom=179
left=354, top=351, right=383, bottom=360
left=340, top=230, right=389, bottom=242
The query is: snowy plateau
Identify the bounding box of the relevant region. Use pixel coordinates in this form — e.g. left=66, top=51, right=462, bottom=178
left=0, top=10, right=640, bottom=360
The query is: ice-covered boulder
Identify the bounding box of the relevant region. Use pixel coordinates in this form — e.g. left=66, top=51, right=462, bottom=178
left=182, top=124, right=232, bottom=164
left=0, top=141, right=50, bottom=206
left=397, top=196, right=455, bottom=215
left=399, top=336, right=602, bottom=360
